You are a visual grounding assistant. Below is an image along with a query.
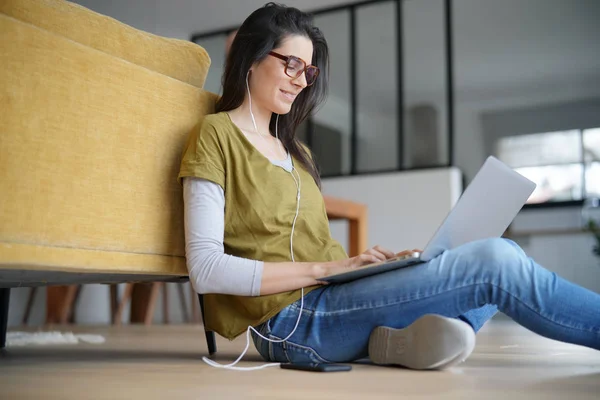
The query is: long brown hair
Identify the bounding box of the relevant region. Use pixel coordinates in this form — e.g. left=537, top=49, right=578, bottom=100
left=215, top=2, right=329, bottom=188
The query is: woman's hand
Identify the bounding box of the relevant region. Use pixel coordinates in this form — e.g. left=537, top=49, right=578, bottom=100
left=395, top=249, right=423, bottom=258
left=346, top=245, right=396, bottom=268
left=315, top=245, right=423, bottom=282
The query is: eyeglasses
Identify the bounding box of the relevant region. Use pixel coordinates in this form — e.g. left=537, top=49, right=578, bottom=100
left=268, top=51, right=319, bottom=87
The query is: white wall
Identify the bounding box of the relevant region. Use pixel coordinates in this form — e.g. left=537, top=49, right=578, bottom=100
left=512, top=232, right=600, bottom=294
left=510, top=206, right=600, bottom=294
left=322, top=168, right=463, bottom=252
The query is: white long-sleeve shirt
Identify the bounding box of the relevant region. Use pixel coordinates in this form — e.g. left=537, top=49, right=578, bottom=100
left=182, top=153, right=294, bottom=296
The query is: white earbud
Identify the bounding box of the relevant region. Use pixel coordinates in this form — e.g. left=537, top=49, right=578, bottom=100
left=202, top=70, right=304, bottom=371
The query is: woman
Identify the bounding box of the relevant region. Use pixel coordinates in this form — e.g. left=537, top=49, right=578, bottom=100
left=178, top=3, right=600, bottom=370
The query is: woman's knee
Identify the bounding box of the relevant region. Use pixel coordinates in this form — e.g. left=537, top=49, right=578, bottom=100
left=472, top=237, right=521, bottom=258
left=452, top=238, right=531, bottom=302
left=462, top=237, right=527, bottom=271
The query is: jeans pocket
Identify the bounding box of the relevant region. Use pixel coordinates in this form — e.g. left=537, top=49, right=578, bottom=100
left=283, top=341, right=333, bottom=364
left=261, top=334, right=333, bottom=364
left=269, top=339, right=291, bottom=363
left=251, top=320, right=292, bottom=363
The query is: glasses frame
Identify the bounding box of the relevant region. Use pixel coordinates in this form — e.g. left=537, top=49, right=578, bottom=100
left=268, top=51, right=319, bottom=87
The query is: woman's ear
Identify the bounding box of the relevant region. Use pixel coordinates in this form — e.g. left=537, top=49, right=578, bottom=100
left=249, top=59, right=261, bottom=73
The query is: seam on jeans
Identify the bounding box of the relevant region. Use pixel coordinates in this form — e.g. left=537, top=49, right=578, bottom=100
left=301, top=282, right=484, bottom=316
left=289, top=302, right=318, bottom=316
left=491, top=283, right=600, bottom=335
left=268, top=333, right=291, bottom=363
left=284, top=340, right=334, bottom=363
left=268, top=332, right=333, bottom=364
left=304, top=281, right=599, bottom=335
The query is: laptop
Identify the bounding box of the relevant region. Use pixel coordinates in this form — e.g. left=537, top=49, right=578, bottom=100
left=320, top=156, right=536, bottom=284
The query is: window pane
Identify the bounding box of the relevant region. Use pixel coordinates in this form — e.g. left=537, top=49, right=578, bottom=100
left=584, top=128, right=600, bottom=164
left=454, top=0, right=600, bottom=185
left=356, top=1, right=398, bottom=172
left=516, top=164, right=584, bottom=204
left=402, top=0, right=448, bottom=168
left=586, top=162, right=600, bottom=198
left=496, top=130, right=582, bottom=169
left=312, top=10, right=351, bottom=176
left=192, top=35, right=227, bottom=95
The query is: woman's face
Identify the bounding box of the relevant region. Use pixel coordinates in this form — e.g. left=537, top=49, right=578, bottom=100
left=249, top=35, right=314, bottom=115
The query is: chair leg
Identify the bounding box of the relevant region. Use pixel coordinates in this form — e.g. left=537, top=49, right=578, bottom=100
left=197, top=294, right=217, bottom=355
left=109, top=285, right=119, bottom=324
left=162, top=283, right=169, bottom=325
left=129, top=283, right=160, bottom=325
left=46, top=285, right=79, bottom=325
left=176, top=283, right=189, bottom=323
left=113, top=283, right=134, bottom=326
left=1, top=288, right=10, bottom=349
left=22, top=287, right=37, bottom=326
left=190, top=282, right=201, bottom=323
left=67, top=285, right=83, bottom=324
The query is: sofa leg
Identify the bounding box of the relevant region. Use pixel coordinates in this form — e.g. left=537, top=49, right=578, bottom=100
left=197, top=294, right=217, bottom=355
left=1, top=288, right=10, bottom=349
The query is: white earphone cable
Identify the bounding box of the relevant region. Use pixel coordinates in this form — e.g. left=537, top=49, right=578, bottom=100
left=246, top=72, right=286, bottom=160
left=202, top=71, right=304, bottom=371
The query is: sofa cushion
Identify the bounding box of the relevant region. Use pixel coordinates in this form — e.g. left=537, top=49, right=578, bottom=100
left=0, top=13, right=217, bottom=275
left=0, top=0, right=210, bottom=88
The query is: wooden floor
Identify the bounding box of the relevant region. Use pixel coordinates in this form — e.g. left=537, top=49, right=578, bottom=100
left=1, top=319, right=599, bottom=400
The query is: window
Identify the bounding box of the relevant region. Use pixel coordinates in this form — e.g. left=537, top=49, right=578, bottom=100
left=584, top=128, right=600, bottom=198
left=496, top=129, right=600, bottom=204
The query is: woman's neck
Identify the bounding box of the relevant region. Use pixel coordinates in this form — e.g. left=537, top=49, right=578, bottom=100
left=230, top=99, right=272, bottom=136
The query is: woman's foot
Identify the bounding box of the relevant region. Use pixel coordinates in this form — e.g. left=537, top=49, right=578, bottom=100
left=368, top=314, right=476, bottom=370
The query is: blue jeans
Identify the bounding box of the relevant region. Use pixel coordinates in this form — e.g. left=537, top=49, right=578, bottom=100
left=251, top=238, right=600, bottom=363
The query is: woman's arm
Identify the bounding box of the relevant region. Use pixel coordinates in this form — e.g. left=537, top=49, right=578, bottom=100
left=183, top=177, right=336, bottom=296
left=183, top=177, right=403, bottom=296
left=260, top=251, right=396, bottom=295
left=259, top=260, right=331, bottom=295
left=184, top=177, right=263, bottom=296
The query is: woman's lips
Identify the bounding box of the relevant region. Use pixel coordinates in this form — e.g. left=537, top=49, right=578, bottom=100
left=280, top=89, right=297, bottom=102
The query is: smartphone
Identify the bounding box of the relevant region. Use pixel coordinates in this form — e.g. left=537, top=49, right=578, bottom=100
left=280, top=362, right=352, bottom=372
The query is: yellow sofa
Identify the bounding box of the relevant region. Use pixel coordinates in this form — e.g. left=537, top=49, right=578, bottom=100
left=0, top=0, right=214, bottom=283
left=0, top=0, right=368, bottom=348
left=0, top=0, right=216, bottom=343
